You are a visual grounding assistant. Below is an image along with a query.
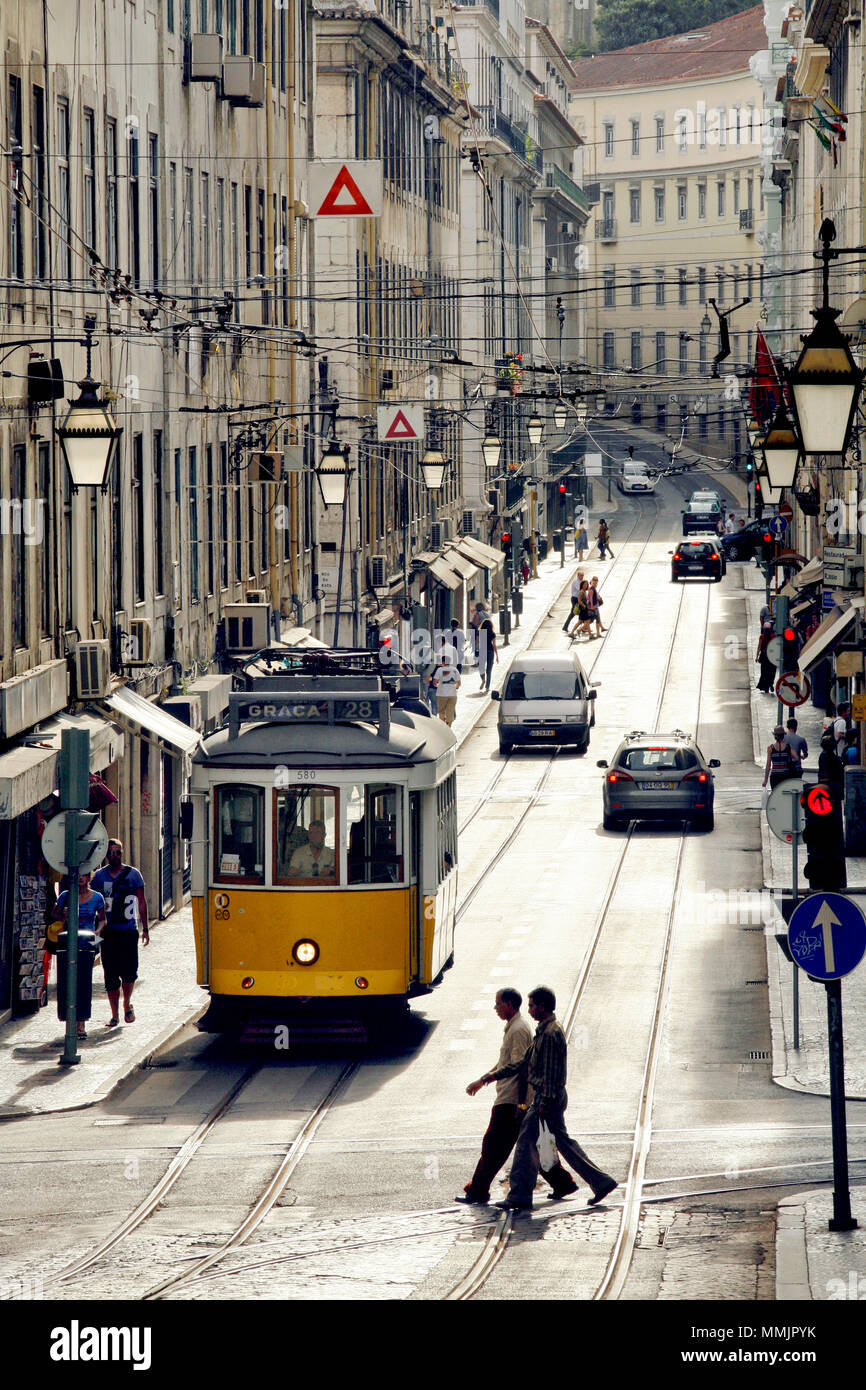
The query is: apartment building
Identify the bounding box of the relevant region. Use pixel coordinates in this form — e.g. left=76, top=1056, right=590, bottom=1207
left=570, top=6, right=768, bottom=461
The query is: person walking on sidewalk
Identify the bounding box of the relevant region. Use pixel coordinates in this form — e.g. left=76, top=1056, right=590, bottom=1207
left=433, top=649, right=461, bottom=727
left=457, top=989, right=577, bottom=1205
left=818, top=731, right=845, bottom=789
left=597, top=519, right=613, bottom=560
left=575, top=521, right=588, bottom=562
left=569, top=581, right=593, bottom=642
left=476, top=986, right=618, bottom=1212
left=449, top=618, right=466, bottom=673
left=587, top=577, right=606, bottom=637
left=477, top=613, right=498, bottom=692
left=51, top=872, right=107, bottom=1039
left=784, top=718, right=808, bottom=773
left=92, top=839, right=150, bottom=1027
left=763, top=726, right=798, bottom=791
left=756, top=617, right=777, bottom=693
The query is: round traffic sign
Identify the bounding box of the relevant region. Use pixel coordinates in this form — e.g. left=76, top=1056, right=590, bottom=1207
left=806, top=784, right=836, bottom=817
left=40, top=813, right=109, bottom=875
left=766, top=778, right=805, bottom=843
left=779, top=501, right=794, bottom=524
left=788, top=893, right=866, bottom=980
left=776, top=672, right=811, bottom=707
left=770, top=515, right=788, bottom=538
left=765, top=635, right=784, bottom=668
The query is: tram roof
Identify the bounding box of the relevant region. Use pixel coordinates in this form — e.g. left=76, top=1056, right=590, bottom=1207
left=195, top=704, right=455, bottom=768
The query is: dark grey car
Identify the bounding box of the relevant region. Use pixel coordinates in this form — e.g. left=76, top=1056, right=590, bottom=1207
left=597, top=730, right=720, bottom=831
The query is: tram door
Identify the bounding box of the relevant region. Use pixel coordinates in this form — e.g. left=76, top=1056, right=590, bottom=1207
left=409, top=792, right=422, bottom=980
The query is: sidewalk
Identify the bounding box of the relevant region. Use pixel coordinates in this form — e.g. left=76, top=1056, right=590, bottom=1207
left=776, top=1191, right=866, bottom=1301
left=0, top=547, right=585, bottom=1119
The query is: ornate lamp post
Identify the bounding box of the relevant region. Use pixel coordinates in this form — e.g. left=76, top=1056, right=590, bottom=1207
left=789, top=220, right=864, bottom=457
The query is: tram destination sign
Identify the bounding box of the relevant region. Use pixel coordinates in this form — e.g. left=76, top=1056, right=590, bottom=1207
left=228, top=690, right=390, bottom=739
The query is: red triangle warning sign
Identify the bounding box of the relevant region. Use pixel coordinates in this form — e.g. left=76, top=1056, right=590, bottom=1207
left=383, top=410, right=419, bottom=440
left=316, top=165, right=375, bottom=217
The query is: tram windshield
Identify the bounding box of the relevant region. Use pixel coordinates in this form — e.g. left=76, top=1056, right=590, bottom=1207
left=274, top=789, right=339, bottom=884
left=215, top=786, right=265, bottom=883
left=346, top=783, right=403, bottom=885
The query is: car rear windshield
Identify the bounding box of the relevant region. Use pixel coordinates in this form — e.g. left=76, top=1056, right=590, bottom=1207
left=503, top=671, right=583, bottom=700
left=680, top=543, right=713, bottom=556
left=618, top=747, right=699, bottom=772
left=687, top=502, right=720, bottom=513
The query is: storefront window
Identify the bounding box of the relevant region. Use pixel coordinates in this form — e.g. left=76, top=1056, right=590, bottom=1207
left=274, top=787, right=338, bottom=885
left=214, top=785, right=264, bottom=883
left=346, top=783, right=402, bottom=884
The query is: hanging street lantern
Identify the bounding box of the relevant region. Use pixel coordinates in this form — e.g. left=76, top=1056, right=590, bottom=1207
left=553, top=400, right=568, bottom=430
left=482, top=430, right=502, bottom=470
left=760, top=405, right=802, bottom=490
left=316, top=440, right=352, bottom=506
left=527, top=412, right=544, bottom=447
left=56, top=321, right=122, bottom=492
left=420, top=446, right=448, bottom=491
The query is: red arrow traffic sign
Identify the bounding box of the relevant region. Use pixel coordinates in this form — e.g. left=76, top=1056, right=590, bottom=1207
left=316, top=165, right=374, bottom=217
left=806, top=784, right=835, bottom=816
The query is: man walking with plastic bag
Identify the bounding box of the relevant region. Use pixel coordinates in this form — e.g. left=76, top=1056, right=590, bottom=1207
left=477, top=985, right=619, bottom=1212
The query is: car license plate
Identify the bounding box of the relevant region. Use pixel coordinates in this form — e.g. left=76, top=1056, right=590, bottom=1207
left=530, top=729, right=556, bottom=737
left=685, top=563, right=704, bottom=571
left=638, top=781, right=676, bottom=790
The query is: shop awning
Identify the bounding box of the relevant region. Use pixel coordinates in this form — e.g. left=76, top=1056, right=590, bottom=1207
left=0, top=714, right=121, bottom=820
left=369, top=608, right=394, bottom=626
left=427, top=555, right=462, bottom=590
left=797, top=603, right=859, bottom=673
left=780, top=556, right=823, bottom=598
left=457, top=536, right=504, bottom=571
left=442, top=547, right=479, bottom=581
left=22, top=711, right=121, bottom=774
left=103, top=686, right=202, bottom=756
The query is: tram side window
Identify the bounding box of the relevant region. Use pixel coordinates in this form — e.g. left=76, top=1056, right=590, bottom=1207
left=346, top=783, right=403, bottom=885
left=215, top=786, right=264, bottom=883
left=436, top=774, right=457, bottom=881
left=274, top=788, right=338, bottom=885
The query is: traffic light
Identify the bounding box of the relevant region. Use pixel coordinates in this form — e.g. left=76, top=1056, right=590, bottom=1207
left=745, top=457, right=754, bottom=474
left=760, top=530, right=775, bottom=564
left=782, top=625, right=799, bottom=675
left=558, top=483, right=567, bottom=495
left=500, top=531, right=512, bottom=560
left=801, top=781, right=847, bottom=891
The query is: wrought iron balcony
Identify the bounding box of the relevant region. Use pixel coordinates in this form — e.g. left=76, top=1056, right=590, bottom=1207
left=595, top=218, right=617, bottom=242
left=544, top=164, right=591, bottom=216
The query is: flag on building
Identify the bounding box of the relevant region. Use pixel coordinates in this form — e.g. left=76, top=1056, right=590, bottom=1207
left=749, top=328, right=784, bottom=424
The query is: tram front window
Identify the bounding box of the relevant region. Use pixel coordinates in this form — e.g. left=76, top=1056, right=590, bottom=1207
left=347, top=783, right=403, bottom=885
left=215, top=785, right=264, bottom=883
left=275, top=789, right=338, bottom=885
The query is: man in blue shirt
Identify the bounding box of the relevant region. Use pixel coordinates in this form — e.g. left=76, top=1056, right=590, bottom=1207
left=92, top=839, right=149, bottom=1027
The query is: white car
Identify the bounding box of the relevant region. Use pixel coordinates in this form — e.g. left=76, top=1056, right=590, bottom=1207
left=619, top=459, right=657, bottom=494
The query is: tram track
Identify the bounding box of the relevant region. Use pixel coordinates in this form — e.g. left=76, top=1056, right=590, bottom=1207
left=445, top=548, right=714, bottom=1300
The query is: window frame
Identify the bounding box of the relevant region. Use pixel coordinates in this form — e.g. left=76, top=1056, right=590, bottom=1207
left=273, top=785, right=342, bottom=888
left=213, top=784, right=266, bottom=886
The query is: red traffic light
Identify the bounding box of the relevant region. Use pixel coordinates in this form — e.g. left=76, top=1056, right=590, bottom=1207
left=763, top=533, right=772, bottom=543
left=783, top=628, right=796, bottom=642
left=805, top=785, right=835, bottom=817
left=559, top=483, right=567, bottom=494
left=501, top=532, right=511, bottom=544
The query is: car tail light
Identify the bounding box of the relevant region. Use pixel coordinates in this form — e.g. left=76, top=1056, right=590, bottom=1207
left=607, top=771, right=634, bottom=784
left=683, top=770, right=708, bottom=783
left=673, top=553, right=681, bottom=561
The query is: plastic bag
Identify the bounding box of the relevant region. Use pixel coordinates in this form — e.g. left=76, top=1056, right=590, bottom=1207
left=538, top=1121, right=558, bottom=1171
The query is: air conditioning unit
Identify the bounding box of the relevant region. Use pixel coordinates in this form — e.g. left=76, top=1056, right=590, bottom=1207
left=546, top=256, right=559, bottom=273
left=221, top=55, right=255, bottom=105
left=74, top=640, right=111, bottom=700
left=223, top=602, right=272, bottom=652
left=370, top=555, right=387, bottom=588
left=462, top=509, right=475, bottom=534
left=121, top=619, right=152, bottom=666
left=248, top=451, right=282, bottom=482
left=161, top=694, right=203, bottom=731
left=244, top=589, right=268, bottom=603
left=190, top=34, right=224, bottom=81
left=249, top=61, right=266, bottom=107
left=431, top=520, right=451, bottom=549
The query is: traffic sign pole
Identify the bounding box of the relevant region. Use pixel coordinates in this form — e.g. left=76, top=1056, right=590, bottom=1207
left=774, top=595, right=789, bottom=727
left=826, top=978, right=857, bottom=1231
left=792, top=826, right=800, bottom=1049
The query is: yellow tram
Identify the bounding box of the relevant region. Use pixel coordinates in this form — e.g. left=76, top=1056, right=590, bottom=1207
left=186, top=661, right=458, bottom=1029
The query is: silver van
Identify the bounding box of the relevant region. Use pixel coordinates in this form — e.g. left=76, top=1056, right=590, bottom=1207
left=491, top=650, right=598, bottom=754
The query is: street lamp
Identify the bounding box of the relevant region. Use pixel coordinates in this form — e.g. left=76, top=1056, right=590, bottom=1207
left=576, top=401, right=588, bottom=426
left=700, top=313, right=712, bottom=337
left=761, top=404, right=802, bottom=490
left=527, top=412, right=544, bottom=447
left=56, top=321, right=122, bottom=492
left=420, top=445, right=448, bottom=491
left=553, top=400, right=568, bottom=430
left=482, top=429, right=502, bottom=470
left=595, top=394, right=605, bottom=413
left=316, top=439, right=352, bottom=506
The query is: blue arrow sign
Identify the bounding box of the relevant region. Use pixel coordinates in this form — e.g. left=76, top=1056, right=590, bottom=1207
left=788, top=893, right=866, bottom=980
left=770, top=515, right=788, bottom=538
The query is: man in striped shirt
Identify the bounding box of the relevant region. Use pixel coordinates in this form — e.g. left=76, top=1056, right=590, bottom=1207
left=478, top=985, right=619, bottom=1212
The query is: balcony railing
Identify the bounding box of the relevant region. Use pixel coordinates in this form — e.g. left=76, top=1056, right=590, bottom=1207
left=595, top=218, right=617, bottom=242
left=478, top=105, right=541, bottom=170
left=544, top=164, right=591, bottom=215
left=451, top=0, right=499, bottom=16
left=739, top=209, right=754, bottom=232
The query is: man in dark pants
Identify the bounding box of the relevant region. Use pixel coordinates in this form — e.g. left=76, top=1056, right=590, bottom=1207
left=92, top=839, right=149, bottom=1027
left=478, top=985, right=619, bottom=1212
left=456, top=988, right=577, bottom=1204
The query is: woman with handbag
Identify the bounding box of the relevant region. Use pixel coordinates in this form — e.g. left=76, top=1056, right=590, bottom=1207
left=587, top=576, right=606, bottom=637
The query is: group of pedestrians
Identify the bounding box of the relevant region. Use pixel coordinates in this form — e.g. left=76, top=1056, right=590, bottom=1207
left=458, top=986, right=619, bottom=1212
left=50, top=839, right=149, bottom=1040
left=762, top=709, right=852, bottom=797
left=562, top=571, right=606, bottom=641
left=424, top=607, right=500, bottom=727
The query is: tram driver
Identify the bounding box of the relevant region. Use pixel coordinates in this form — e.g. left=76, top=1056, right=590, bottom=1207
left=287, top=819, right=336, bottom=881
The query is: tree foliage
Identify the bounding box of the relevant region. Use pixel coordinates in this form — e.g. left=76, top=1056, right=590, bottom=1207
left=594, top=0, right=757, bottom=53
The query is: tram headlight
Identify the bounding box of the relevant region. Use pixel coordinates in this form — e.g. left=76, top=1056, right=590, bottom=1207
left=292, top=939, right=319, bottom=966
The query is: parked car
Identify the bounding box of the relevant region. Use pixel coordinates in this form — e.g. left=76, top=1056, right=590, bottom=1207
left=671, top=538, right=727, bottom=582
left=492, top=650, right=598, bottom=754
left=598, top=729, right=720, bottom=831
left=720, top=516, right=780, bottom=562
left=619, top=459, right=657, bottom=494
left=682, top=500, right=723, bottom=535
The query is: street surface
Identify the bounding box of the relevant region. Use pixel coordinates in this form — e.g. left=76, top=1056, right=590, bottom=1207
left=0, top=479, right=859, bottom=1305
